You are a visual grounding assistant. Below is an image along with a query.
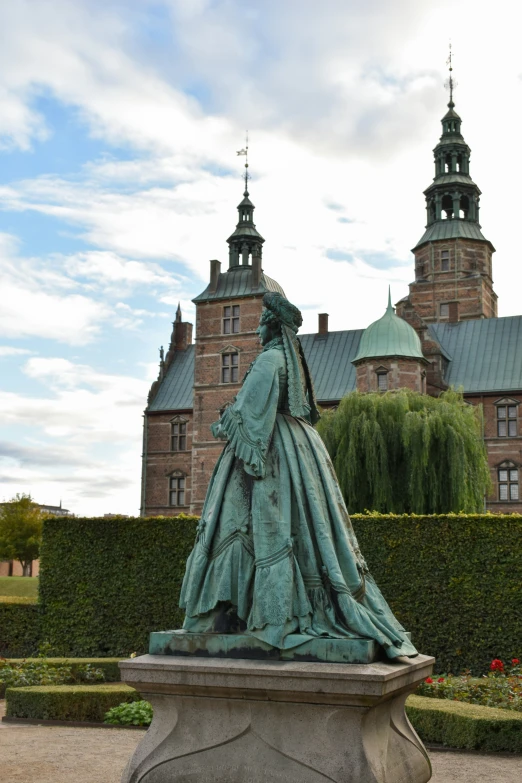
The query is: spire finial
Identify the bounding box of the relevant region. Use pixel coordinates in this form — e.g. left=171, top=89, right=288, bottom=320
left=445, top=42, right=457, bottom=108
left=387, top=285, right=393, bottom=313
left=175, top=302, right=182, bottom=323
left=236, top=131, right=249, bottom=196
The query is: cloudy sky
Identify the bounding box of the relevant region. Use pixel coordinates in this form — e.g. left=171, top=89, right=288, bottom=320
left=1, top=0, right=521, bottom=516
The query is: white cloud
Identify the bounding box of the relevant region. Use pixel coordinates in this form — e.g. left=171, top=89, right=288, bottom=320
left=0, top=346, right=33, bottom=357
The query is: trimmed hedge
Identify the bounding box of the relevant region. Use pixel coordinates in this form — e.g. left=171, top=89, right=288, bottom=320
left=5, top=658, right=122, bottom=682
left=406, top=695, right=522, bottom=753
left=351, top=513, right=522, bottom=674
left=0, top=600, right=41, bottom=657
left=39, top=515, right=199, bottom=657
left=37, top=514, right=522, bottom=672
left=5, top=683, right=140, bottom=722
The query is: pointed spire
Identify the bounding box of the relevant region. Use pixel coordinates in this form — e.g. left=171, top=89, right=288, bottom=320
left=446, top=42, right=456, bottom=109
left=175, top=302, right=182, bottom=323
left=227, top=134, right=265, bottom=269
left=386, top=286, right=393, bottom=313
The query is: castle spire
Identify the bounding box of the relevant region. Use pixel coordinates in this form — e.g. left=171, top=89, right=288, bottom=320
left=227, top=134, right=265, bottom=269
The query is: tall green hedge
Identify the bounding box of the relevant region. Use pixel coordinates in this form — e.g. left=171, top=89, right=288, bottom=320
left=351, top=513, right=522, bottom=674
left=37, top=513, right=522, bottom=673
left=39, top=515, right=198, bottom=657
left=0, top=600, right=41, bottom=657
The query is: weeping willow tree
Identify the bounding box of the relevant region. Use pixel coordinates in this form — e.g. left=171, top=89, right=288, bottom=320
left=316, top=389, right=491, bottom=513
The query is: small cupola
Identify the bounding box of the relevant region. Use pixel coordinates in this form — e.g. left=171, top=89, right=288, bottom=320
left=353, top=289, right=425, bottom=363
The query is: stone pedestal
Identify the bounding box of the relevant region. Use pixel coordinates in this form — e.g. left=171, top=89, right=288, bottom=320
left=120, top=653, right=434, bottom=783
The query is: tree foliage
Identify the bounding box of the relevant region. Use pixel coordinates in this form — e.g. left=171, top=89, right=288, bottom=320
left=316, top=389, right=491, bottom=513
left=0, top=494, right=44, bottom=574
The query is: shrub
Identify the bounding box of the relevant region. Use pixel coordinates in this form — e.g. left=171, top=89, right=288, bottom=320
left=36, top=514, right=522, bottom=673
left=39, top=515, right=198, bottom=657
left=0, top=600, right=41, bottom=657
left=5, top=683, right=140, bottom=722
left=417, top=659, right=522, bottom=711
left=104, top=699, right=153, bottom=726
left=406, top=695, right=522, bottom=752
left=351, top=513, right=522, bottom=674
left=0, top=657, right=107, bottom=697
left=4, top=657, right=122, bottom=682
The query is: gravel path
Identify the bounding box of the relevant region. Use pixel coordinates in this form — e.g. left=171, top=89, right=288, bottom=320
left=1, top=701, right=521, bottom=782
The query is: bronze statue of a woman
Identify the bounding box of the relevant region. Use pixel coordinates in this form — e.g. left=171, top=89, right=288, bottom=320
left=180, top=292, right=417, bottom=659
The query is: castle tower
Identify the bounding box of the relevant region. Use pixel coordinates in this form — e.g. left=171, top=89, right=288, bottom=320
left=353, top=290, right=427, bottom=393
left=189, top=167, right=284, bottom=514
left=397, top=65, right=497, bottom=327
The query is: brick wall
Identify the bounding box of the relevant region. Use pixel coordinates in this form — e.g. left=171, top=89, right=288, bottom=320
left=143, top=410, right=194, bottom=515
left=408, top=238, right=497, bottom=323
left=190, top=296, right=264, bottom=513
left=355, top=357, right=426, bottom=393
left=465, top=392, right=522, bottom=513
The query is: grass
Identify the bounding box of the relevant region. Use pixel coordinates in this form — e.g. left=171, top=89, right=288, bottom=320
left=0, top=576, right=39, bottom=599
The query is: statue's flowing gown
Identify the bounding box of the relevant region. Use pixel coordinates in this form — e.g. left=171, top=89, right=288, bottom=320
left=180, top=342, right=417, bottom=659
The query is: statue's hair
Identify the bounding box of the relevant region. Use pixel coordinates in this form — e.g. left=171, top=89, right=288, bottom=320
left=262, top=292, right=302, bottom=333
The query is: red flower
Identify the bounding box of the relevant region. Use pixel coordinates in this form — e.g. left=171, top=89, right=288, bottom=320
left=512, top=659, right=520, bottom=665
left=437, top=677, right=445, bottom=683
left=425, top=677, right=434, bottom=684
left=490, top=659, right=504, bottom=672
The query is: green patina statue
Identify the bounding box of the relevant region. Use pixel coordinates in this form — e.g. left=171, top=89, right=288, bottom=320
left=179, top=292, right=417, bottom=660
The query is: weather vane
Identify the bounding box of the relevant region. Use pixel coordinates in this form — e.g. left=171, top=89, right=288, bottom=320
left=444, top=43, right=457, bottom=106
left=236, top=131, right=249, bottom=195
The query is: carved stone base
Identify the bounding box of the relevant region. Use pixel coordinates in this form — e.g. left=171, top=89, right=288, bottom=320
left=120, top=653, right=434, bottom=783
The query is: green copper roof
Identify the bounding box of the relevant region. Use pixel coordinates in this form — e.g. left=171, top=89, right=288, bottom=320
left=193, top=267, right=285, bottom=303
left=352, top=291, right=424, bottom=363
left=414, top=219, right=492, bottom=250
left=429, top=316, right=522, bottom=393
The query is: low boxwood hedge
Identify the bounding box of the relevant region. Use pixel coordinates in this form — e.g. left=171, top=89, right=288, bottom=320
left=406, top=695, right=522, bottom=753
left=4, top=657, right=122, bottom=682
left=0, top=599, right=41, bottom=657
left=5, top=683, right=140, bottom=723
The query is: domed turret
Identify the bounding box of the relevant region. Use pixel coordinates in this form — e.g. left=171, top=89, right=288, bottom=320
left=353, top=290, right=427, bottom=393
left=353, top=290, right=424, bottom=362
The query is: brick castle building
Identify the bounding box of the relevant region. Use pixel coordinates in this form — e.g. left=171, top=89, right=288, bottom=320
left=141, top=92, right=522, bottom=516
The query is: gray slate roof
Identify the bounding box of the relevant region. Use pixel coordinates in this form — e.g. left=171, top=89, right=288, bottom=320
left=148, top=345, right=195, bottom=411
left=429, top=316, right=522, bottom=393
left=147, top=316, right=522, bottom=412
left=193, top=268, right=285, bottom=303
left=299, top=330, right=363, bottom=402
left=413, top=220, right=492, bottom=250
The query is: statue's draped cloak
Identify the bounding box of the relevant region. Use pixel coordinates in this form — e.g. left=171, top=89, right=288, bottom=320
left=180, top=344, right=417, bottom=658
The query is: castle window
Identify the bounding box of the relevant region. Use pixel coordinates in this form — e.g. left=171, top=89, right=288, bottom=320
left=222, top=352, right=239, bottom=383
left=171, top=419, right=187, bottom=451
left=376, top=371, right=388, bottom=392
left=441, top=250, right=450, bottom=271
left=440, top=303, right=449, bottom=318
left=498, top=463, right=519, bottom=501
left=169, top=475, right=186, bottom=506
left=223, top=305, right=240, bottom=334
left=497, top=404, right=518, bottom=437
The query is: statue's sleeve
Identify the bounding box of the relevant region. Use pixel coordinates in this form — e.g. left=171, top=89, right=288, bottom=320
left=215, top=351, right=282, bottom=479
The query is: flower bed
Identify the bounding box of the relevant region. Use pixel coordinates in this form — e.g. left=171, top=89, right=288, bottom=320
left=417, top=658, right=522, bottom=712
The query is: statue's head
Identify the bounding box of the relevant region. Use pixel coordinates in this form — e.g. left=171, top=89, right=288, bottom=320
left=256, top=293, right=302, bottom=345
